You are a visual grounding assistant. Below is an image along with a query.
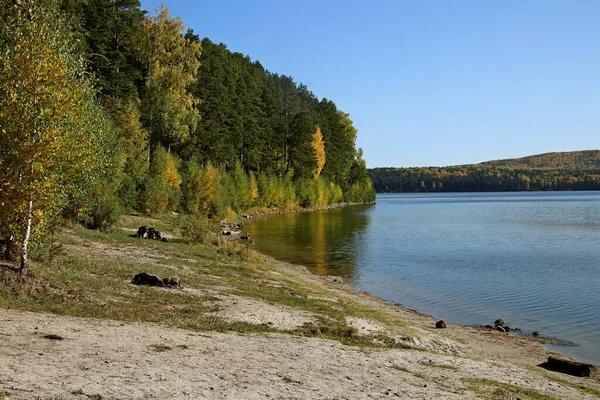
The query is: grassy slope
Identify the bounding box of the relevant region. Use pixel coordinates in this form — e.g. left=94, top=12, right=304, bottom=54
left=0, top=215, right=415, bottom=347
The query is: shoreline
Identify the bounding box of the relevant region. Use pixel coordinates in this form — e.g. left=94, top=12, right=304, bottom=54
left=268, top=253, right=596, bottom=365
left=241, top=200, right=376, bottom=219
left=243, top=199, right=599, bottom=368
left=1, top=217, right=599, bottom=399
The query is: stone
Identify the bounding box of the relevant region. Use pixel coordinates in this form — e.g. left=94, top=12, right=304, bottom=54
left=137, top=226, right=147, bottom=238
left=533, top=331, right=541, bottom=337
left=435, top=320, right=447, bottom=329
left=547, top=356, right=594, bottom=377
left=131, top=272, right=164, bottom=287
left=496, top=325, right=506, bottom=333
left=162, top=276, right=180, bottom=287
left=494, top=319, right=505, bottom=326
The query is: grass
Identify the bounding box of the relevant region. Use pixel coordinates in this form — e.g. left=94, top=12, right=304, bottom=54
left=390, top=365, right=411, bottom=373
left=526, top=366, right=600, bottom=397
left=0, top=216, right=419, bottom=350
left=150, top=344, right=172, bottom=352
left=463, top=378, right=556, bottom=400
left=418, top=361, right=459, bottom=371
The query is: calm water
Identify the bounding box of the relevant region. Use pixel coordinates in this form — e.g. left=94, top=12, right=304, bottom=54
left=247, top=192, right=600, bottom=365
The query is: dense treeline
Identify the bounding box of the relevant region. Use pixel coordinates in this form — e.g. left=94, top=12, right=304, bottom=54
left=0, top=0, right=374, bottom=273
left=369, top=151, right=600, bottom=193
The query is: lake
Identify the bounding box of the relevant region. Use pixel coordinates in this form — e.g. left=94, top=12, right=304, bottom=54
left=246, top=192, right=600, bottom=366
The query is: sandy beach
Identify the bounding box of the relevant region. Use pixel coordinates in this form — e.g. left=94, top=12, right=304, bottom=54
left=1, top=223, right=599, bottom=399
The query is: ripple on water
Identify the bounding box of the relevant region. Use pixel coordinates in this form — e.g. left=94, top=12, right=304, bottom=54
left=248, top=192, right=600, bottom=365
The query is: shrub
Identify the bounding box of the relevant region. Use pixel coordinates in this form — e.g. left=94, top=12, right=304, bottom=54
left=176, top=215, right=220, bottom=245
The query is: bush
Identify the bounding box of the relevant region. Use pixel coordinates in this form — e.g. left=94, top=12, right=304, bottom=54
left=176, top=215, right=220, bottom=245
left=85, top=189, right=122, bottom=231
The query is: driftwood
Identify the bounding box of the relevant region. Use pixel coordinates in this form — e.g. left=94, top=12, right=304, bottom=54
left=546, top=356, right=594, bottom=377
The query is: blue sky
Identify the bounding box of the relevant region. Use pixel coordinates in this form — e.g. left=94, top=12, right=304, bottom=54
left=140, top=0, right=599, bottom=168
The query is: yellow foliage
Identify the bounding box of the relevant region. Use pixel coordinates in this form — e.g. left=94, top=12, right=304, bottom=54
left=312, top=125, right=326, bottom=178
left=165, top=153, right=182, bottom=189
left=249, top=172, right=258, bottom=204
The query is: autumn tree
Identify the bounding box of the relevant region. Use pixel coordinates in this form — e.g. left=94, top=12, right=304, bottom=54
left=312, top=125, right=326, bottom=178
left=141, top=5, right=201, bottom=154
left=0, top=2, right=111, bottom=274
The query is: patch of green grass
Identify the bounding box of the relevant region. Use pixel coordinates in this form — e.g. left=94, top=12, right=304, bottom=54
left=150, top=344, right=172, bottom=352
left=464, top=378, right=556, bottom=400
left=1, top=217, right=426, bottom=349
left=390, top=365, right=410, bottom=373
left=526, top=366, right=600, bottom=397
left=418, top=361, right=459, bottom=371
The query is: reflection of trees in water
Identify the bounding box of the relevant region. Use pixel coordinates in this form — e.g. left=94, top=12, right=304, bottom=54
left=313, top=211, right=327, bottom=275
left=248, top=206, right=372, bottom=279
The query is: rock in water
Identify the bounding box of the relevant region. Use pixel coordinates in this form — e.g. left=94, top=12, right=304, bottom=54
left=435, top=320, right=447, bottom=329
left=494, top=319, right=505, bottom=326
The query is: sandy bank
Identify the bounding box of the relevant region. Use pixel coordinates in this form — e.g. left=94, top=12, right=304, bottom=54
left=1, top=224, right=599, bottom=399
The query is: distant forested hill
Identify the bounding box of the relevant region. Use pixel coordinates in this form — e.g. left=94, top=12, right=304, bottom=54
left=369, top=151, right=600, bottom=193
left=480, top=150, right=600, bottom=170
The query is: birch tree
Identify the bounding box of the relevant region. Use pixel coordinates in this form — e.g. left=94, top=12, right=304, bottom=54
left=141, top=5, right=201, bottom=154
left=0, top=2, right=107, bottom=275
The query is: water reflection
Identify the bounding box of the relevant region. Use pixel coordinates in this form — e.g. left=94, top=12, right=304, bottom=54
left=247, top=205, right=373, bottom=280
left=247, top=193, right=600, bottom=365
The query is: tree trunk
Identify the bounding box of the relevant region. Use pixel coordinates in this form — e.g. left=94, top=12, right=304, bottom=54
left=19, top=197, right=33, bottom=275
left=2, top=235, right=14, bottom=261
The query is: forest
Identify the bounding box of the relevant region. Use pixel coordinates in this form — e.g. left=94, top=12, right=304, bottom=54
left=369, top=151, right=600, bottom=193
left=0, top=0, right=375, bottom=274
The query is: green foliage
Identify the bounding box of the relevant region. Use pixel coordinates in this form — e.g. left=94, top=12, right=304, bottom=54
left=114, top=101, right=148, bottom=211
left=180, top=160, right=203, bottom=215
left=369, top=151, right=600, bottom=193
left=176, top=215, right=219, bottom=245
left=0, top=0, right=375, bottom=258
left=296, top=179, right=318, bottom=207
left=197, top=162, right=224, bottom=217
left=0, top=1, right=117, bottom=271
left=140, top=5, right=201, bottom=152
left=141, top=147, right=169, bottom=214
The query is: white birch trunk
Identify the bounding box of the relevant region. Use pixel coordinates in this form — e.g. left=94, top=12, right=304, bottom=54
left=19, top=197, right=33, bottom=275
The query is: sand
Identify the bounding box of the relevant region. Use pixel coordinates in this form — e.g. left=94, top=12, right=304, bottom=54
left=1, top=236, right=599, bottom=399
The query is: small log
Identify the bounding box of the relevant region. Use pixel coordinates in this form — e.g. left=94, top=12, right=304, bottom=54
left=546, top=356, right=594, bottom=377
